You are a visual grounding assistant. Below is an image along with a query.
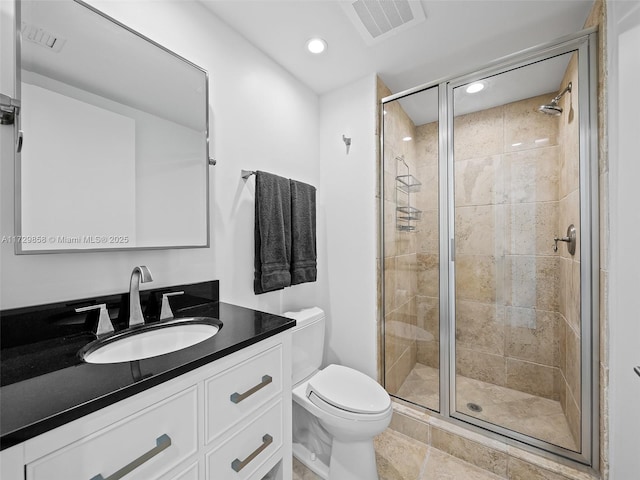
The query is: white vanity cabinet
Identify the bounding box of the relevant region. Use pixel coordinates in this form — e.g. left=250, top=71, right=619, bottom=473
left=1, top=331, right=292, bottom=480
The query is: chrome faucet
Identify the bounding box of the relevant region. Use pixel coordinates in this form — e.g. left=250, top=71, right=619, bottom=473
left=129, top=266, right=153, bottom=327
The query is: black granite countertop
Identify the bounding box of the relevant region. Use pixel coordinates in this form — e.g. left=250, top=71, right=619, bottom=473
left=0, top=281, right=295, bottom=450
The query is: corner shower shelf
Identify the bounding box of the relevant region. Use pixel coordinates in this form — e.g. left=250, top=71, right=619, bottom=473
left=395, top=156, right=422, bottom=232
left=396, top=206, right=422, bottom=221
left=396, top=174, right=422, bottom=193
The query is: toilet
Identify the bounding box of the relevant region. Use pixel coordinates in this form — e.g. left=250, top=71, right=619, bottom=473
left=283, top=307, right=392, bottom=480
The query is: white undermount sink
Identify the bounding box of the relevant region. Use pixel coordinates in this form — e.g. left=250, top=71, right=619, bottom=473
left=80, top=318, right=221, bottom=364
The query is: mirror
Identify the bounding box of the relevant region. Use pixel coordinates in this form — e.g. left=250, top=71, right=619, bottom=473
left=16, top=0, right=210, bottom=253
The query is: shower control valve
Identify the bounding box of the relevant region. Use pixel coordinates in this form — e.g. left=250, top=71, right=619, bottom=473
left=553, top=224, right=577, bottom=255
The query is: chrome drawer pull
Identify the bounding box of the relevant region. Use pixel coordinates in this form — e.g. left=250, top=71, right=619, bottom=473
left=231, top=434, right=273, bottom=472
left=230, top=375, right=272, bottom=404
left=90, top=434, right=172, bottom=480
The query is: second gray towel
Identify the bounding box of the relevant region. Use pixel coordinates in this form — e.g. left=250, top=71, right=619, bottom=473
left=254, top=171, right=292, bottom=294
left=290, top=179, right=317, bottom=285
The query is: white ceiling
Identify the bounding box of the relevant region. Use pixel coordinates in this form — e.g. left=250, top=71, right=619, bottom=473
left=199, top=0, right=594, bottom=96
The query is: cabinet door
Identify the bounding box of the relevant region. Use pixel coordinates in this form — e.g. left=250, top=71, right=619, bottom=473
left=206, top=399, right=283, bottom=480
left=164, top=462, right=199, bottom=480
left=205, top=344, right=283, bottom=444
left=26, top=387, right=198, bottom=480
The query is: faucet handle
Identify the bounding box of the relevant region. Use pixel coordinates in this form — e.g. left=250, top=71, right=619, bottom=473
left=76, top=303, right=114, bottom=337
left=160, top=291, right=184, bottom=320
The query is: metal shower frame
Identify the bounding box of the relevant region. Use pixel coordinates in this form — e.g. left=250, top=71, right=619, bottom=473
left=379, top=27, right=599, bottom=470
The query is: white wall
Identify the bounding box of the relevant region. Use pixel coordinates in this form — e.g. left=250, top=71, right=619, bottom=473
left=0, top=0, right=324, bottom=314
left=318, top=74, right=378, bottom=379
left=606, top=0, right=640, bottom=478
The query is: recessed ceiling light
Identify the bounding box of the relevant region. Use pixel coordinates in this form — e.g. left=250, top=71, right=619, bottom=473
left=306, top=38, right=327, bottom=54
left=466, top=82, right=485, bottom=94
left=402, top=136, right=412, bottom=142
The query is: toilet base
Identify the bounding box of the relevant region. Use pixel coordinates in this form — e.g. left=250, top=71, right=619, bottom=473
left=293, top=442, right=330, bottom=479
left=328, top=438, right=379, bottom=480
left=293, top=438, right=379, bottom=480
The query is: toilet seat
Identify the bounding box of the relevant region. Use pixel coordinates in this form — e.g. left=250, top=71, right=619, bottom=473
left=305, top=364, right=391, bottom=419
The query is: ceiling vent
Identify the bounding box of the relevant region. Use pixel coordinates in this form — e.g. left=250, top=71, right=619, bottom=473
left=22, top=22, right=66, bottom=53
left=341, top=0, right=426, bottom=46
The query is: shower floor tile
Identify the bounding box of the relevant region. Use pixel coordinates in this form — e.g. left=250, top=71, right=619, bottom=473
left=395, top=363, right=578, bottom=451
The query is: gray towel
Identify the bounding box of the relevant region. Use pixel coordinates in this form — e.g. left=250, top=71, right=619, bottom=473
left=254, top=171, right=292, bottom=294
left=290, top=179, right=317, bottom=285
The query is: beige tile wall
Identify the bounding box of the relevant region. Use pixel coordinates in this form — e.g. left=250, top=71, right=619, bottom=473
left=447, top=92, right=565, bottom=403
left=379, top=79, right=422, bottom=394
left=557, top=51, right=583, bottom=448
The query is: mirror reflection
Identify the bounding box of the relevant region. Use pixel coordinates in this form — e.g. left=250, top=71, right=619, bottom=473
left=17, top=0, right=209, bottom=252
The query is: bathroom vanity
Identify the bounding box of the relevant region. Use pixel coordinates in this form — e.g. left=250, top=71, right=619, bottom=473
left=0, top=281, right=294, bottom=480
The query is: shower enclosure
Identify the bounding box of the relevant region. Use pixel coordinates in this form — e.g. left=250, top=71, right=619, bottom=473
left=380, top=30, right=598, bottom=465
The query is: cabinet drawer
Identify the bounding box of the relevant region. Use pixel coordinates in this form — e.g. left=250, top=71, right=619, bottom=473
left=206, top=399, right=283, bottom=480
left=26, top=386, right=198, bottom=480
left=205, top=344, right=282, bottom=443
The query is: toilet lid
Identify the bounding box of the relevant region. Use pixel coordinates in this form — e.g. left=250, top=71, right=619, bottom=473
left=306, top=364, right=390, bottom=414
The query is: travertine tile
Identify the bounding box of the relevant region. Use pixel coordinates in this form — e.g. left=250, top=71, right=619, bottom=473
left=384, top=257, right=396, bottom=312
left=422, top=447, right=506, bottom=480
left=415, top=121, right=439, bottom=166
left=565, top=391, right=581, bottom=449
left=431, top=427, right=508, bottom=477
left=417, top=339, right=440, bottom=370
left=415, top=164, right=439, bottom=212
left=416, top=208, right=439, bottom=254
left=374, top=429, right=429, bottom=480
left=395, top=253, right=417, bottom=306
left=565, top=325, right=581, bottom=405
left=455, top=155, right=502, bottom=206
left=456, top=300, right=505, bottom=355
left=508, top=457, right=573, bottom=480
left=567, top=259, right=581, bottom=333
left=395, top=363, right=439, bottom=411
left=457, top=348, right=506, bottom=386
left=503, top=256, right=559, bottom=311
left=417, top=253, right=439, bottom=298
left=387, top=345, right=416, bottom=395
left=389, top=411, right=430, bottom=445
left=455, top=205, right=496, bottom=255
left=416, top=295, right=439, bottom=333
left=292, top=457, right=322, bottom=480
left=506, top=358, right=557, bottom=400
left=504, top=201, right=558, bottom=256
left=455, top=255, right=497, bottom=303
left=505, top=308, right=560, bottom=367
left=503, top=146, right=560, bottom=203
left=453, top=105, right=504, bottom=161
left=503, top=94, right=559, bottom=152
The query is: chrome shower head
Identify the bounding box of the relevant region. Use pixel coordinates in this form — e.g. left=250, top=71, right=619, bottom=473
left=538, top=82, right=572, bottom=116
left=538, top=102, right=563, bottom=116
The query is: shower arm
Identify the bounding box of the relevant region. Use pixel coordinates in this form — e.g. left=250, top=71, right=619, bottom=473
left=551, top=82, right=572, bottom=104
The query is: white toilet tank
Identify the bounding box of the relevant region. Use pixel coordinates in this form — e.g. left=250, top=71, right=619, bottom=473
left=283, top=307, right=325, bottom=385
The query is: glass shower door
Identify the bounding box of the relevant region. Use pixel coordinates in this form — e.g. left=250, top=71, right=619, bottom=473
left=382, top=86, right=440, bottom=412
left=451, top=52, right=583, bottom=452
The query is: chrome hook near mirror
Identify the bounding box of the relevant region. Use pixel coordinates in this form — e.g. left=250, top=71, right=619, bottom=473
left=554, top=224, right=577, bottom=255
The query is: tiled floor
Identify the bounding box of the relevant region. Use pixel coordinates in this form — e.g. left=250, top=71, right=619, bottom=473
left=292, top=429, right=504, bottom=480
left=395, top=363, right=577, bottom=451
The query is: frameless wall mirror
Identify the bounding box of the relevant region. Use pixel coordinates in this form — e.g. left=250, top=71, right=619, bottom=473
left=16, top=0, right=210, bottom=253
